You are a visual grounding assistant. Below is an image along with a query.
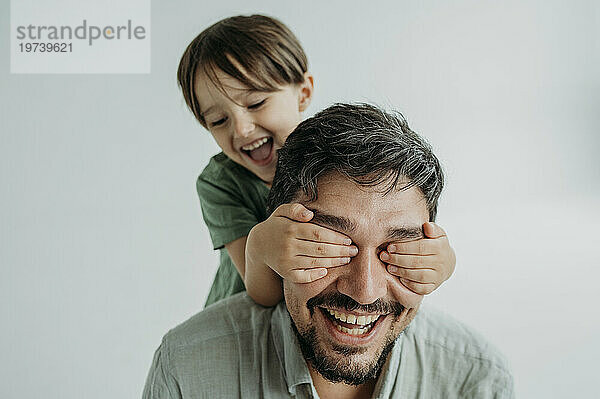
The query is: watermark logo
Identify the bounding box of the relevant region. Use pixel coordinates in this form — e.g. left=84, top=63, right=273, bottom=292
left=16, top=20, right=147, bottom=46
left=11, top=0, right=150, bottom=74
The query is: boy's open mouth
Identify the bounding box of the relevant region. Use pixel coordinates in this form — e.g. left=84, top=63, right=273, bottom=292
left=241, top=137, right=273, bottom=163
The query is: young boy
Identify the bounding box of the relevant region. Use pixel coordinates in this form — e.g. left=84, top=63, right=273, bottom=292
left=177, top=15, right=456, bottom=307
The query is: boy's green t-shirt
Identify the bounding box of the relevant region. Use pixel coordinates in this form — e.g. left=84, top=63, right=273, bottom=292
left=196, top=152, right=270, bottom=307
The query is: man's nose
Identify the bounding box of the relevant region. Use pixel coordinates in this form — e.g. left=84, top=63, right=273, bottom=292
left=232, top=112, right=255, bottom=138
left=336, top=248, right=388, bottom=305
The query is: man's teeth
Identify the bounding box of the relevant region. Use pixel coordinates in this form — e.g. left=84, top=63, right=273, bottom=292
left=336, top=325, right=369, bottom=335
left=242, top=137, right=269, bottom=151
left=326, top=309, right=380, bottom=326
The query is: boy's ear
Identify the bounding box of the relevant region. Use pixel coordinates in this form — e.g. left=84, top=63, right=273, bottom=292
left=297, top=72, right=314, bottom=112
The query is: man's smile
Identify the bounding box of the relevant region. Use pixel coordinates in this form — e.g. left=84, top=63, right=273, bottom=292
left=325, top=308, right=381, bottom=333
left=315, top=306, right=398, bottom=346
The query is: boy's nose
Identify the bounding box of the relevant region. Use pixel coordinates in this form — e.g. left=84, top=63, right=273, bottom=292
left=232, top=113, right=255, bottom=138
left=336, top=248, right=388, bottom=305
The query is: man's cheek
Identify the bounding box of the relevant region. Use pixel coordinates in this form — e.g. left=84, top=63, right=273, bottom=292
left=289, top=267, right=338, bottom=294
left=388, top=277, right=424, bottom=309
left=283, top=279, right=324, bottom=310
left=283, top=284, right=300, bottom=316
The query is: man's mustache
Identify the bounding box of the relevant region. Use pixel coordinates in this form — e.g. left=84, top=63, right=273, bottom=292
left=307, top=292, right=404, bottom=316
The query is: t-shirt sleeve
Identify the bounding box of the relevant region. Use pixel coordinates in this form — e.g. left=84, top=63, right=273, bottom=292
left=196, top=164, right=260, bottom=250
left=142, top=341, right=182, bottom=399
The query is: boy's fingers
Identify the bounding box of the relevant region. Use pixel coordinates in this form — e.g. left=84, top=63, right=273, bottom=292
left=287, top=268, right=328, bottom=283
left=297, top=256, right=352, bottom=269
left=380, top=252, right=435, bottom=268
left=274, top=203, right=313, bottom=222
left=296, top=240, right=358, bottom=258
left=422, top=222, right=447, bottom=239
left=387, top=265, right=437, bottom=284
left=399, top=278, right=436, bottom=295
left=296, top=223, right=353, bottom=245
left=386, top=240, right=439, bottom=256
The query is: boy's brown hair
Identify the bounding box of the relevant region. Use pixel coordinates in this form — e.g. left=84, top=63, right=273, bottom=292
left=177, top=15, right=309, bottom=126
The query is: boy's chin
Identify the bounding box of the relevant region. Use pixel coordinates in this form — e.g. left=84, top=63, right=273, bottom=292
left=250, top=164, right=276, bottom=185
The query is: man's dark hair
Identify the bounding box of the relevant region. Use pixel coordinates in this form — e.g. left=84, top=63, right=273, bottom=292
left=267, top=103, right=444, bottom=221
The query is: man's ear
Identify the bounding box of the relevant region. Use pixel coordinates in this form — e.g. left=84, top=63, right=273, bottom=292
left=298, top=72, right=314, bottom=112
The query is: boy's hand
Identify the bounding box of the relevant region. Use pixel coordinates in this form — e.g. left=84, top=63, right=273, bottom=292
left=251, top=203, right=357, bottom=283
left=379, top=222, right=456, bottom=295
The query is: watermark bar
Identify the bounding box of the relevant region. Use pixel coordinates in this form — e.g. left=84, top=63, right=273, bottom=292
left=10, top=0, right=150, bottom=74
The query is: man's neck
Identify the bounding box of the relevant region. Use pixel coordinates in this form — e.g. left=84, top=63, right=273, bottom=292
left=308, top=366, right=376, bottom=399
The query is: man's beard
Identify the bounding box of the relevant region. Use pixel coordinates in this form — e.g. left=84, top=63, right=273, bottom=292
left=289, top=292, right=405, bottom=386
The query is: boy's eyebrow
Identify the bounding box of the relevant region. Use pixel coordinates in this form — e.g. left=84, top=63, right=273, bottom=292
left=307, top=208, right=424, bottom=241
left=199, top=106, right=213, bottom=118
left=199, top=90, right=262, bottom=118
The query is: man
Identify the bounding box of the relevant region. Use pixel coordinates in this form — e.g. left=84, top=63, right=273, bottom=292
left=143, top=103, right=514, bottom=398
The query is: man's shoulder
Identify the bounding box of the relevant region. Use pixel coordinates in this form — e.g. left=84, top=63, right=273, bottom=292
left=145, top=294, right=284, bottom=397
left=409, top=306, right=506, bottom=360
left=404, top=306, right=514, bottom=395
left=162, top=292, right=273, bottom=351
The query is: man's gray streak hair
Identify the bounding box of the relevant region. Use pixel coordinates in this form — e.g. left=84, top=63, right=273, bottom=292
left=267, top=103, right=445, bottom=221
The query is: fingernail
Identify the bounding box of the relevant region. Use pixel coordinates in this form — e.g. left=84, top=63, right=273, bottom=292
left=342, top=257, right=351, bottom=264
left=318, top=269, right=327, bottom=277
left=302, top=210, right=313, bottom=218
left=344, top=238, right=352, bottom=245
left=388, top=265, right=398, bottom=273
left=349, top=246, right=358, bottom=255
left=388, top=244, right=396, bottom=252
left=380, top=251, right=390, bottom=261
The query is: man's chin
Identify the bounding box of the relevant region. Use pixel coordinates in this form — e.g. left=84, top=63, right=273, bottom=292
left=290, top=321, right=399, bottom=386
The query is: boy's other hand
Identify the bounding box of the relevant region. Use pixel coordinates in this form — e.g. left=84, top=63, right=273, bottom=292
left=379, top=222, right=456, bottom=295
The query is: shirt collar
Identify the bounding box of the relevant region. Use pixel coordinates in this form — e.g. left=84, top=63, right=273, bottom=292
left=271, top=302, right=313, bottom=396
left=372, top=330, right=404, bottom=398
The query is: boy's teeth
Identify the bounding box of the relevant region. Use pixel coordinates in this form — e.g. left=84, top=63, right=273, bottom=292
left=327, top=309, right=380, bottom=326
left=242, top=137, right=269, bottom=151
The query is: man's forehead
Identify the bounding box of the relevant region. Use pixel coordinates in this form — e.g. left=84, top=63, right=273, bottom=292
left=308, top=173, right=425, bottom=209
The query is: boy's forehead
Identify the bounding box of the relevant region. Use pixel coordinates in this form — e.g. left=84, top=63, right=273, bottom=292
left=194, top=55, right=264, bottom=100
left=194, top=69, right=258, bottom=118
left=195, top=69, right=250, bottom=101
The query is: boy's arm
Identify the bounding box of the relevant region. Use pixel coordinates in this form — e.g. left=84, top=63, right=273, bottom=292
left=226, top=236, right=283, bottom=306
left=224, top=236, right=249, bottom=278
left=243, top=228, right=283, bottom=305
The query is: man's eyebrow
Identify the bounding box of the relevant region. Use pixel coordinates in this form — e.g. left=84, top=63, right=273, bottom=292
left=387, top=226, right=424, bottom=241
left=307, top=209, right=356, bottom=233
left=307, top=208, right=423, bottom=241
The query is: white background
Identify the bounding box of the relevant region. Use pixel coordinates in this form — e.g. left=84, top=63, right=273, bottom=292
left=1, top=1, right=599, bottom=398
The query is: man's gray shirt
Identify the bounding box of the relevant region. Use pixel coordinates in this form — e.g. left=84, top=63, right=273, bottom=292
left=143, top=293, right=514, bottom=398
